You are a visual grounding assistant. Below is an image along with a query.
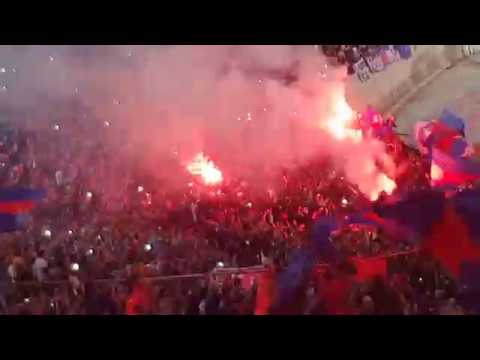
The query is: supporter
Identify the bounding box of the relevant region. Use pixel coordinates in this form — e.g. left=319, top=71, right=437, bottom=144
left=32, top=250, right=48, bottom=283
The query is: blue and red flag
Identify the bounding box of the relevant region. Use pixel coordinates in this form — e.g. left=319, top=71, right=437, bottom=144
left=261, top=217, right=339, bottom=314
left=415, top=110, right=468, bottom=158
left=430, top=148, right=480, bottom=189
left=363, top=188, right=480, bottom=311
left=0, top=187, right=45, bottom=232
left=438, top=109, right=465, bottom=137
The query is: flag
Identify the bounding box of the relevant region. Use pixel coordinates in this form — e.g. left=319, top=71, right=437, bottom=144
left=430, top=148, right=480, bottom=188
left=415, top=110, right=466, bottom=157
left=438, top=109, right=465, bottom=136
left=0, top=187, right=45, bottom=214
left=362, top=188, right=480, bottom=311
left=265, top=217, right=339, bottom=314
left=254, top=267, right=276, bottom=315
left=0, top=187, right=45, bottom=232
left=126, top=280, right=153, bottom=315
left=0, top=213, right=32, bottom=232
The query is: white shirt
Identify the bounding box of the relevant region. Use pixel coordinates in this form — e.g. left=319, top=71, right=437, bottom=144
left=32, top=257, right=48, bottom=282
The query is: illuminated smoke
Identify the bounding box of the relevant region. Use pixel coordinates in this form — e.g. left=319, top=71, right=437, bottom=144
left=0, top=45, right=396, bottom=199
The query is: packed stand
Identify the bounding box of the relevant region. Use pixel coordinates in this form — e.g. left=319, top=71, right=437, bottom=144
left=0, top=106, right=462, bottom=315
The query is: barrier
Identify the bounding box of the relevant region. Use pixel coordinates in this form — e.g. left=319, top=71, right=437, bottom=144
left=0, top=249, right=420, bottom=290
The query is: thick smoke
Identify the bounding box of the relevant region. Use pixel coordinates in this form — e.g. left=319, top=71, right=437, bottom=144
left=0, top=45, right=393, bottom=198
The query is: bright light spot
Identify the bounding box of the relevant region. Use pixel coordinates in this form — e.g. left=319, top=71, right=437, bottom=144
left=43, top=229, right=52, bottom=238
left=217, top=261, right=224, bottom=268
left=86, top=248, right=94, bottom=256
left=137, top=185, right=144, bottom=193
left=24, top=297, right=30, bottom=304
left=70, top=263, right=79, bottom=272
left=431, top=164, right=443, bottom=182
left=0, top=85, right=7, bottom=92
left=341, top=198, right=348, bottom=206
left=53, top=124, right=60, bottom=131
left=104, top=121, right=110, bottom=127
left=67, top=230, right=73, bottom=236
left=0, top=67, right=5, bottom=73
left=246, top=202, right=253, bottom=208
left=86, top=192, right=93, bottom=199
left=186, top=152, right=223, bottom=186
left=145, top=193, right=152, bottom=205
left=369, top=174, right=396, bottom=201
left=144, top=244, right=152, bottom=252
left=11, top=67, right=16, bottom=73
left=324, top=96, right=362, bottom=142
left=49, top=56, right=55, bottom=62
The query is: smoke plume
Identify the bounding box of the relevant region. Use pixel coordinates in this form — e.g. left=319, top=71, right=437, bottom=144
left=0, top=45, right=394, bottom=198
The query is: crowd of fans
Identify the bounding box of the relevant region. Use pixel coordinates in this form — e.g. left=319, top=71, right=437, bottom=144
left=320, top=45, right=413, bottom=80
left=0, top=102, right=470, bottom=315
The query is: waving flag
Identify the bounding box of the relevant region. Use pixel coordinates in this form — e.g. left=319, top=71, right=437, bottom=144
left=359, top=188, right=480, bottom=311
left=415, top=110, right=468, bottom=157
left=0, top=187, right=45, bottom=232
left=266, top=217, right=340, bottom=314
left=430, top=148, right=480, bottom=188
left=438, top=109, right=465, bottom=137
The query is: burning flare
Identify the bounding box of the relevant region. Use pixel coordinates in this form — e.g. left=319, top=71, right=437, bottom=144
left=187, top=152, right=223, bottom=186
left=370, top=173, right=397, bottom=201
left=430, top=163, right=444, bottom=182
left=323, top=95, right=396, bottom=201
left=324, top=95, right=362, bottom=143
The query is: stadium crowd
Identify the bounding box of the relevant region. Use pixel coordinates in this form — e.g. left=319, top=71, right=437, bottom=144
left=0, top=104, right=470, bottom=315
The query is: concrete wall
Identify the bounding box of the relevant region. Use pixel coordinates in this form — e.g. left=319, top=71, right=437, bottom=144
left=345, top=45, right=467, bottom=114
